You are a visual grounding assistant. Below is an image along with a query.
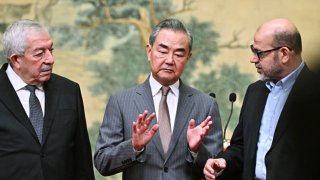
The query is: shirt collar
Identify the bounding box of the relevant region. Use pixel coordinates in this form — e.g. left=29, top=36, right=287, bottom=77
left=265, top=61, right=304, bottom=91
left=6, top=64, right=43, bottom=91
left=149, top=74, right=179, bottom=97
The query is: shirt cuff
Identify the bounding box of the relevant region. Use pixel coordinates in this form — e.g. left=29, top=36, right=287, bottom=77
left=133, top=147, right=145, bottom=156
left=188, top=148, right=198, bottom=159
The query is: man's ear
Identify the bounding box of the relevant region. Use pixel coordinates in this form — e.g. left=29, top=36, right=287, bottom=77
left=280, top=47, right=291, bottom=64
left=10, top=54, right=21, bottom=70
left=146, top=44, right=152, bottom=61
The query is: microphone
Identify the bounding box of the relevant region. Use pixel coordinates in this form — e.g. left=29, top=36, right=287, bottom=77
left=223, top=93, right=236, bottom=140
left=209, top=92, right=216, bottom=98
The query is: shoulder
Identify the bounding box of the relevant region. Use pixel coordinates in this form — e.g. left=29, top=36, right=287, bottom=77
left=110, top=83, right=145, bottom=98
left=49, top=73, right=79, bottom=86
left=181, top=84, right=213, bottom=101
left=45, top=73, right=80, bottom=90
left=246, top=80, right=266, bottom=92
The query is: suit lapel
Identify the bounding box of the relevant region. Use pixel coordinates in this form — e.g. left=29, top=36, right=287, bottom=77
left=246, top=82, right=270, bottom=163
left=166, top=83, right=194, bottom=159
left=271, top=66, right=309, bottom=148
left=133, top=79, right=166, bottom=158
left=0, top=63, right=39, bottom=143
left=41, top=76, right=60, bottom=145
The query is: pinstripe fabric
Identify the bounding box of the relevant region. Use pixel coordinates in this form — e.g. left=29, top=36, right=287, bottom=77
left=94, top=77, right=223, bottom=180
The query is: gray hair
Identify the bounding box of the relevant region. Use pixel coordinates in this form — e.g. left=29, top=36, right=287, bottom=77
left=2, top=19, right=48, bottom=61
left=149, top=18, right=193, bottom=51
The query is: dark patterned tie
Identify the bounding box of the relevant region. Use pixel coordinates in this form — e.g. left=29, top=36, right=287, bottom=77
left=26, top=85, right=43, bottom=143
left=158, top=86, right=171, bottom=154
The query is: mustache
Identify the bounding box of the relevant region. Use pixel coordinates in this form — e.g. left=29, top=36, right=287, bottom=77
left=41, top=64, right=53, bottom=71
left=255, top=63, right=262, bottom=69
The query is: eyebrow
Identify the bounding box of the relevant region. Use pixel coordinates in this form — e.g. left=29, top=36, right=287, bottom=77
left=158, top=43, right=186, bottom=52
left=32, top=43, right=54, bottom=51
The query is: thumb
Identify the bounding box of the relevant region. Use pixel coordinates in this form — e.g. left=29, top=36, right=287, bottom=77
left=188, top=119, right=196, bottom=129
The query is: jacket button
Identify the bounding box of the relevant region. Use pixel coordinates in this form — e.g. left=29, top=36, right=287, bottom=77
left=164, top=167, right=168, bottom=172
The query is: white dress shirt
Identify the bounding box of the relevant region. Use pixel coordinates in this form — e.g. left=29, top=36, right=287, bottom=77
left=149, top=74, right=179, bottom=132
left=5, top=64, right=45, bottom=117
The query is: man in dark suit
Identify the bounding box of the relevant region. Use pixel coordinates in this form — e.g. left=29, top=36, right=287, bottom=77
left=94, top=18, right=223, bottom=180
left=0, top=19, right=94, bottom=180
left=203, top=18, right=320, bottom=180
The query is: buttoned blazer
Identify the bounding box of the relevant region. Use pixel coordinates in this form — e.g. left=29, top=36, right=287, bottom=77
left=0, top=63, right=94, bottom=180
left=94, top=77, right=223, bottom=180
left=218, top=65, right=320, bottom=180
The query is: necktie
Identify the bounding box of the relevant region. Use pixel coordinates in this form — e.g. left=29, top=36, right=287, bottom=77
left=26, top=85, right=43, bottom=143
left=158, top=86, right=171, bottom=154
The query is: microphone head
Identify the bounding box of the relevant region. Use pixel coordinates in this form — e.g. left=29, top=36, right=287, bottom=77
left=209, top=93, right=216, bottom=98
left=229, top=93, right=236, bottom=102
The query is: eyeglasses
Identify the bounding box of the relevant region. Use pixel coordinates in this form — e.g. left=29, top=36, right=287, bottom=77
left=250, top=44, right=291, bottom=60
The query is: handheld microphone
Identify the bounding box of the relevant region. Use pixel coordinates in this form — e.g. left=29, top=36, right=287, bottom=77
left=223, top=93, right=236, bottom=140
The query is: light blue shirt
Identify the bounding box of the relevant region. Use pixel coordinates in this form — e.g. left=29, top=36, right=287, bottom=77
left=255, top=61, right=304, bottom=180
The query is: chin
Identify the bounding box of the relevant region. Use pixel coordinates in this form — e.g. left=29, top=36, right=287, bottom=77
left=39, top=75, right=51, bottom=83
left=259, top=74, right=271, bottom=81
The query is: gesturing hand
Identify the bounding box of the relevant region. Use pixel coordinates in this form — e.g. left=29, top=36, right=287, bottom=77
left=132, top=110, right=159, bottom=151
left=203, top=158, right=226, bottom=180
left=187, top=116, right=212, bottom=152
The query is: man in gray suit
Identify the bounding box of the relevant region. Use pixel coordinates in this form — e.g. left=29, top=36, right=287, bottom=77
left=94, top=18, right=223, bottom=180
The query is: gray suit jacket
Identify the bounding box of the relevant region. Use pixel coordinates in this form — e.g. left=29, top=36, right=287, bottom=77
left=94, top=77, right=223, bottom=180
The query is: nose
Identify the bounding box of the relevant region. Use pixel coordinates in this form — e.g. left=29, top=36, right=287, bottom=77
left=44, top=50, right=54, bottom=64
left=165, top=53, right=174, bottom=64
left=250, top=54, right=259, bottom=63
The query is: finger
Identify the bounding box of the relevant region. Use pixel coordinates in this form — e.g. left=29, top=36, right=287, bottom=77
left=204, top=166, right=215, bottom=180
left=136, top=113, right=144, bottom=125
left=141, top=110, right=149, bottom=121
left=188, top=119, right=195, bottom=129
left=149, top=124, right=159, bottom=135
left=145, top=112, right=156, bottom=126
left=132, top=121, right=137, bottom=133
left=200, top=116, right=212, bottom=128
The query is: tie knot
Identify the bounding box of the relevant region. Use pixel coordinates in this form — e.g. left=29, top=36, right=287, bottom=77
left=26, top=85, right=37, bottom=93
left=161, top=86, right=170, bottom=96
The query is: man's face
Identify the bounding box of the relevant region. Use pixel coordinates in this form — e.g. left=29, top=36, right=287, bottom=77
left=13, top=31, right=54, bottom=85
left=250, top=31, right=282, bottom=81
left=146, top=29, right=192, bottom=86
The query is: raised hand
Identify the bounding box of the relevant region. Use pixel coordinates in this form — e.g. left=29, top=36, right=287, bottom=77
left=132, top=110, right=159, bottom=151
left=187, top=116, right=212, bottom=152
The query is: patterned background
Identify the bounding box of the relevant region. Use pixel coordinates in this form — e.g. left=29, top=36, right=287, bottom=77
left=1, top=0, right=320, bottom=179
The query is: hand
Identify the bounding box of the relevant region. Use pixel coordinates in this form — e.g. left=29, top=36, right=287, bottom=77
left=203, top=158, right=226, bottom=180
left=187, top=116, right=212, bottom=152
left=223, top=139, right=231, bottom=151
left=132, top=110, right=159, bottom=151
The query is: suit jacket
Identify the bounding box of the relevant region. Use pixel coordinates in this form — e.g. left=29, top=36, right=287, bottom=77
left=94, top=77, right=223, bottom=180
left=218, top=65, right=320, bottom=180
left=0, top=63, right=94, bottom=180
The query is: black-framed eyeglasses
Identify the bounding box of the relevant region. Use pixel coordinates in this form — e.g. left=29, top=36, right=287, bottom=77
left=250, top=44, right=291, bottom=60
